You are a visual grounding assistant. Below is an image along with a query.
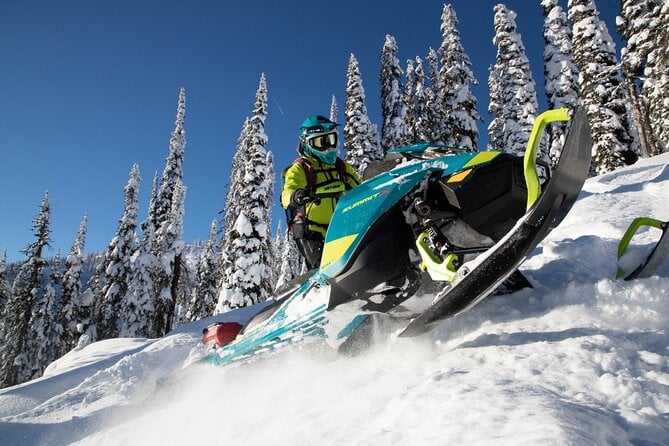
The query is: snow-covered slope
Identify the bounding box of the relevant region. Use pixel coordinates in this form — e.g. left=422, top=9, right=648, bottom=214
left=1, top=154, right=668, bottom=445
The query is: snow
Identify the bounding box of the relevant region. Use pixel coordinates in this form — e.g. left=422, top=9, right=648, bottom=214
left=2, top=154, right=669, bottom=445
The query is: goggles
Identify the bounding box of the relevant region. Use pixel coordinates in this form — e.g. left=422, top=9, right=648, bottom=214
left=304, top=130, right=338, bottom=152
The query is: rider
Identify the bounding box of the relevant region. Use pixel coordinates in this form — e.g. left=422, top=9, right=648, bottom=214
left=281, top=115, right=361, bottom=270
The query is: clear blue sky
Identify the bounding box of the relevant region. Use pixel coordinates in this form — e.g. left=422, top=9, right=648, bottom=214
left=0, top=0, right=621, bottom=264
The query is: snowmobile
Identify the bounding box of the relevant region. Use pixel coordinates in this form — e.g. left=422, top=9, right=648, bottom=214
left=616, top=217, right=669, bottom=281
left=199, top=108, right=593, bottom=366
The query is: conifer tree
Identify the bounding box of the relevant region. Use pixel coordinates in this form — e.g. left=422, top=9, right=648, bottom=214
left=488, top=4, right=540, bottom=157
left=618, top=0, right=664, bottom=157
left=541, top=0, right=581, bottom=167
left=569, top=0, right=641, bottom=174
left=217, top=74, right=274, bottom=311
left=95, top=165, right=140, bottom=340
left=0, top=250, right=9, bottom=317
left=343, top=53, right=383, bottom=176
left=275, top=227, right=303, bottom=291
left=413, top=56, right=431, bottom=142
left=402, top=58, right=417, bottom=145
left=424, top=48, right=446, bottom=143
left=187, top=220, right=219, bottom=321
left=58, top=215, right=88, bottom=357
left=329, top=95, right=338, bottom=123
left=439, top=4, right=480, bottom=150
left=380, top=34, right=408, bottom=150
left=152, top=88, right=187, bottom=337
left=218, top=118, right=251, bottom=296
left=639, top=1, right=669, bottom=154
left=18, top=255, right=62, bottom=381
left=154, top=180, right=186, bottom=336
left=0, top=192, right=51, bottom=387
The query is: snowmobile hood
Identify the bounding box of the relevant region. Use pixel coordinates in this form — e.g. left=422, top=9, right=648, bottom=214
left=319, top=150, right=502, bottom=277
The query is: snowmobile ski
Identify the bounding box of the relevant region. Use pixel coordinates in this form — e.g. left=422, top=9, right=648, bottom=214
left=617, top=217, right=669, bottom=281
left=399, top=108, right=592, bottom=337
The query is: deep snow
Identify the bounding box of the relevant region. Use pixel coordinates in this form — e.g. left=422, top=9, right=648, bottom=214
left=1, top=153, right=669, bottom=445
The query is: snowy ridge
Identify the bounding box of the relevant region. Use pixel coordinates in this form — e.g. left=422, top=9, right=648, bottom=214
left=1, top=153, right=669, bottom=444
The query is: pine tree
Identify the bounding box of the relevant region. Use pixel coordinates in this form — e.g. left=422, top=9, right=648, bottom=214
left=380, top=34, right=408, bottom=150
left=541, top=0, right=581, bottom=167
left=153, top=88, right=188, bottom=337
left=329, top=95, right=338, bottom=123
left=187, top=220, right=219, bottom=321
left=95, top=165, right=140, bottom=340
left=439, top=4, right=480, bottom=150
left=275, top=227, right=303, bottom=291
left=154, top=180, right=186, bottom=336
left=122, top=235, right=158, bottom=337
left=414, top=56, right=431, bottom=142
left=0, top=250, right=10, bottom=317
left=488, top=4, right=540, bottom=157
left=18, top=255, right=62, bottom=382
left=402, top=58, right=417, bottom=145
left=618, top=0, right=664, bottom=157
left=218, top=118, right=251, bottom=297
left=569, top=0, right=641, bottom=174
left=217, top=74, right=274, bottom=311
left=639, top=1, right=669, bottom=154
left=424, top=48, right=446, bottom=143
left=343, top=53, right=383, bottom=176
left=58, top=215, right=88, bottom=357
left=0, top=192, right=51, bottom=387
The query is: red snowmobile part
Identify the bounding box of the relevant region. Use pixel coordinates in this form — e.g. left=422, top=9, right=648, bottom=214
left=202, top=322, right=243, bottom=347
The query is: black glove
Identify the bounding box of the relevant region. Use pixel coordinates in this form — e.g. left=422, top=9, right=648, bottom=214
left=291, top=189, right=309, bottom=206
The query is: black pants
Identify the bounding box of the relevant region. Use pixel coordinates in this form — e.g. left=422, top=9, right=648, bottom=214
left=294, top=233, right=324, bottom=270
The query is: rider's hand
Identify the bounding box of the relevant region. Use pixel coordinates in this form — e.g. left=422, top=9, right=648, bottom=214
left=291, top=189, right=309, bottom=206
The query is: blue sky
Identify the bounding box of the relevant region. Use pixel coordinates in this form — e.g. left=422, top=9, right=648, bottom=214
left=0, top=0, right=621, bottom=263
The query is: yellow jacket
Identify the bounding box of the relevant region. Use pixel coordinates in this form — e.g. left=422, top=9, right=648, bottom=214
left=281, top=155, right=361, bottom=237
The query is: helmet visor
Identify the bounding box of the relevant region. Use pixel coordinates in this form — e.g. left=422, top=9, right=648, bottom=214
left=306, top=131, right=338, bottom=151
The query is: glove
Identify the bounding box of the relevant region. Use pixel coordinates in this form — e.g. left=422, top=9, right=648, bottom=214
left=291, top=189, right=309, bottom=206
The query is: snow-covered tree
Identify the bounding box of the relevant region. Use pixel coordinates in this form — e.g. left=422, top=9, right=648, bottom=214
left=58, top=215, right=88, bottom=357
left=618, top=0, right=664, bottom=157
left=424, top=48, right=446, bottom=143
left=0, top=250, right=10, bottom=317
left=639, top=1, right=669, bottom=155
left=343, top=53, right=383, bottom=176
left=275, top=227, right=303, bottom=291
left=569, top=0, right=641, bottom=174
left=18, top=255, right=62, bottom=382
left=151, top=88, right=188, bottom=337
left=380, top=34, right=408, bottom=150
left=402, top=58, right=417, bottom=145
left=217, top=74, right=274, bottom=311
left=95, top=165, right=140, bottom=340
left=121, top=235, right=158, bottom=338
left=413, top=56, right=431, bottom=142
left=154, top=179, right=186, bottom=337
left=0, top=192, right=51, bottom=387
left=488, top=4, right=540, bottom=157
left=187, top=220, right=220, bottom=321
left=542, top=0, right=581, bottom=167
left=329, top=95, right=338, bottom=123
left=439, top=4, right=481, bottom=150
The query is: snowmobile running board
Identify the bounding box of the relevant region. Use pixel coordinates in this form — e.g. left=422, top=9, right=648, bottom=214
left=617, top=217, right=669, bottom=281
left=399, top=108, right=593, bottom=337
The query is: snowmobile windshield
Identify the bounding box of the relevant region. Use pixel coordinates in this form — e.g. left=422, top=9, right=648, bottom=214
left=388, top=142, right=473, bottom=160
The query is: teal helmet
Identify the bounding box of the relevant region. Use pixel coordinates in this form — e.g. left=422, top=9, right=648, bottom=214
left=299, top=115, right=339, bottom=164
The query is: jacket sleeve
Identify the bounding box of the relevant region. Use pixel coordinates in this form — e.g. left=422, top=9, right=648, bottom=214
left=281, top=163, right=309, bottom=209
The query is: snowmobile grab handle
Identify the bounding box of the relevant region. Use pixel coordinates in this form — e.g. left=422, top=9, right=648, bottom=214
left=523, top=108, right=571, bottom=210
left=616, top=217, right=668, bottom=279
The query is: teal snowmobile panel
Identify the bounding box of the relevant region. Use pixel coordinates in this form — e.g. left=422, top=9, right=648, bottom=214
left=320, top=151, right=502, bottom=279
